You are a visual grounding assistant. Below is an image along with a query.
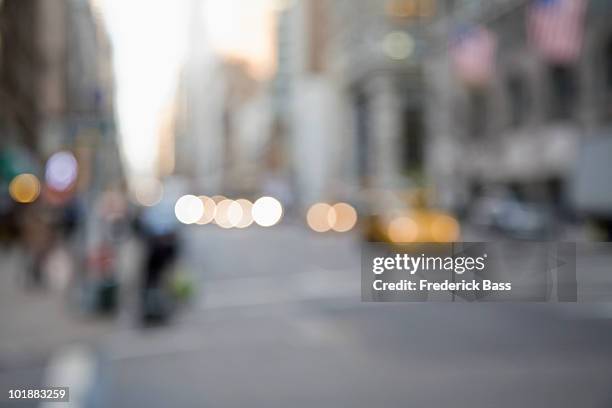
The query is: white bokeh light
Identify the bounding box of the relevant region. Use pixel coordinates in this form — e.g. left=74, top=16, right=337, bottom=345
left=132, top=177, right=164, bottom=207
left=175, top=194, right=204, bottom=224
left=252, top=196, right=282, bottom=227
left=235, top=199, right=254, bottom=228
left=45, top=151, right=78, bottom=191
left=196, top=195, right=217, bottom=225
left=215, top=199, right=243, bottom=228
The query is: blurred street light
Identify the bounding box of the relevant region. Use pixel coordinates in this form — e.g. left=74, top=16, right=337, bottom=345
left=235, top=199, right=254, bottom=228
left=132, top=177, right=163, bottom=207
left=307, top=203, right=335, bottom=232
left=175, top=194, right=204, bottom=224
left=382, top=31, right=414, bottom=60
left=307, top=202, right=358, bottom=233
left=388, top=216, right=418, bottom=243
left=252, top=196, right=283, bottom=227
left=331, top=203, right=358, bottom=232
left=9, top=173, right=41, bottom=204
left=215, top=199, right=243, bottom=228
left=196, top=195, right=217, bottom=225
left=430, top=214, right=460, bottom=242
left=45, top=151, right=78, bottom=192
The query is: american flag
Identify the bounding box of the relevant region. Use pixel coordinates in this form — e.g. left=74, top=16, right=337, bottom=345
left=527, top=0, right=587, bottom=64
left=450, top=25, right=497, bottom=86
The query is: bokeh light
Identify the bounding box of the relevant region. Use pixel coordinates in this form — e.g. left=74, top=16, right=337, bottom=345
left=226, top=200, right=244, bottom=227
left=132, top=177, right=164, bottom=207
left=211, top=195, right=227, bottom=203
left=430, top=214, right=460, bottom=242
left=252, top=196, right=283, bottom=227
left=9, top=173, right=41, bottom=203
left=215, top=199, right=243, bottom=228
left=175, top=194, right=204, bottom=224
left=331, top=202, right=358, bottom=232
left=196, top=195, right=217, bottom=225
left=388, top=216, right=418, bottom=243
left=235, top=198, right=254, bottom=228
left=45, top=151, right=78, bottom=191
left=382, top=31, right=414, bottom=60
left=307, top=203, right=334, bottom=232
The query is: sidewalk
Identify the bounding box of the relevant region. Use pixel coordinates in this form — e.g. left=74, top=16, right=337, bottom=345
left=0, top=238, right=143, bottom=367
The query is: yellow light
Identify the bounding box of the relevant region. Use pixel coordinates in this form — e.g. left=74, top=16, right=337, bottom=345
left=175, top=195, right=204, bottom=224
left=388, top=216, right=418, bottom=243
left=331, top=202, right=357, bottom=232
left=430, top=214, right=460, bottom=242
left=9, top=173, right=40, bottom=203
left=235, top=199, right=254, bottom=228
left=307, top=203, right=333, bottom=232
left=196, top=195, right=217, bottom=225
left=252, top=196, right=283, bottom=227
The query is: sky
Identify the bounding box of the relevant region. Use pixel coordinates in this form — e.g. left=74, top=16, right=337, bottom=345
left=92, top=0, right=277, bottom=185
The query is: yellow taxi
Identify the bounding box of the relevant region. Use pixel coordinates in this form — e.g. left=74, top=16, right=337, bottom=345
left=362, top=188, right=460, bottom=243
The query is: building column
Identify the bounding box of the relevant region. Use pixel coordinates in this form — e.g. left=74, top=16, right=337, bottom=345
left=365, top=74, right=403, bottom=190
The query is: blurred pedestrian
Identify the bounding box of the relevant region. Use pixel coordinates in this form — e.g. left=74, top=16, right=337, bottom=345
left=20, top=202, right=57, bottom=288
left=135, top=187, right=181, bottom=325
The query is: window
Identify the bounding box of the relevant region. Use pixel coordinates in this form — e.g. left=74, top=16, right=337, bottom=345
left=468, top=89, right=487, bottom=138
left=401, top=108, right=424, bottom=174
left=507, top=74, right=529, bottom=127
left=548, top=65, right=577, bottom=120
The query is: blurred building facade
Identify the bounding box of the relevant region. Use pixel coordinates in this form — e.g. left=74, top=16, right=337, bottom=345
left=163, top=0, right=612, bottom=226
left=333, top=0, right=435, bottom=194
left=173, top=0, right=224, bottom=193
left=173, top=0, right=274, bottom=197
left=273, top=0, right=343, bottom=208
left=425, top=0, right=612, bottom=218
left=274, top=0, right=437, bottom=210
left=0, top=0, right=118, bottom=160
left=0, top=0, right=122, bottom=236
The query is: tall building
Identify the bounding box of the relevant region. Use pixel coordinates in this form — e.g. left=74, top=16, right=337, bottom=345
left=0, top=0, right=49, bottom=152
left=0, top=0, right=120, bottom=186
left=0, top=0, right=123, bottom=252
left=172, top=0, right=224, bottom=193
left=273, top=0, right=347, bottom=208
left=173, top=0, right=275, bottom=196
left=274, top=0, right=437, bottom=209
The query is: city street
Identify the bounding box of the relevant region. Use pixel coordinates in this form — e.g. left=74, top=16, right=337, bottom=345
left=2, top=0, right=612, bottom=407
left=3, top=223, right=612, bottom=407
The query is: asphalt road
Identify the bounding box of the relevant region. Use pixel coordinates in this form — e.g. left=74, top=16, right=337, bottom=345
left=2, top=224, right=612, bottom=407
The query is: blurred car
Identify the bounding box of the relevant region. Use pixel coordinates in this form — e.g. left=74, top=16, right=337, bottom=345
left=469, top=193, right=557, bottom=240
left=362, top=188, right=461, bottom=243
left=571, top=134, right=612, bottom=240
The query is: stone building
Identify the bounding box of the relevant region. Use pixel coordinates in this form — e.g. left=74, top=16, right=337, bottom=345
left=329, top=0, right=436, bottom=194
left=275, top=0, right=437, bottom=209
left=0, top=0, right=120, bottom=186
left=425, top=0, right=612, bottom=216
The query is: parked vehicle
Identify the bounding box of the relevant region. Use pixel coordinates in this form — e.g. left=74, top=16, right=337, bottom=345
left=571, top=134, right=612, bottom=240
